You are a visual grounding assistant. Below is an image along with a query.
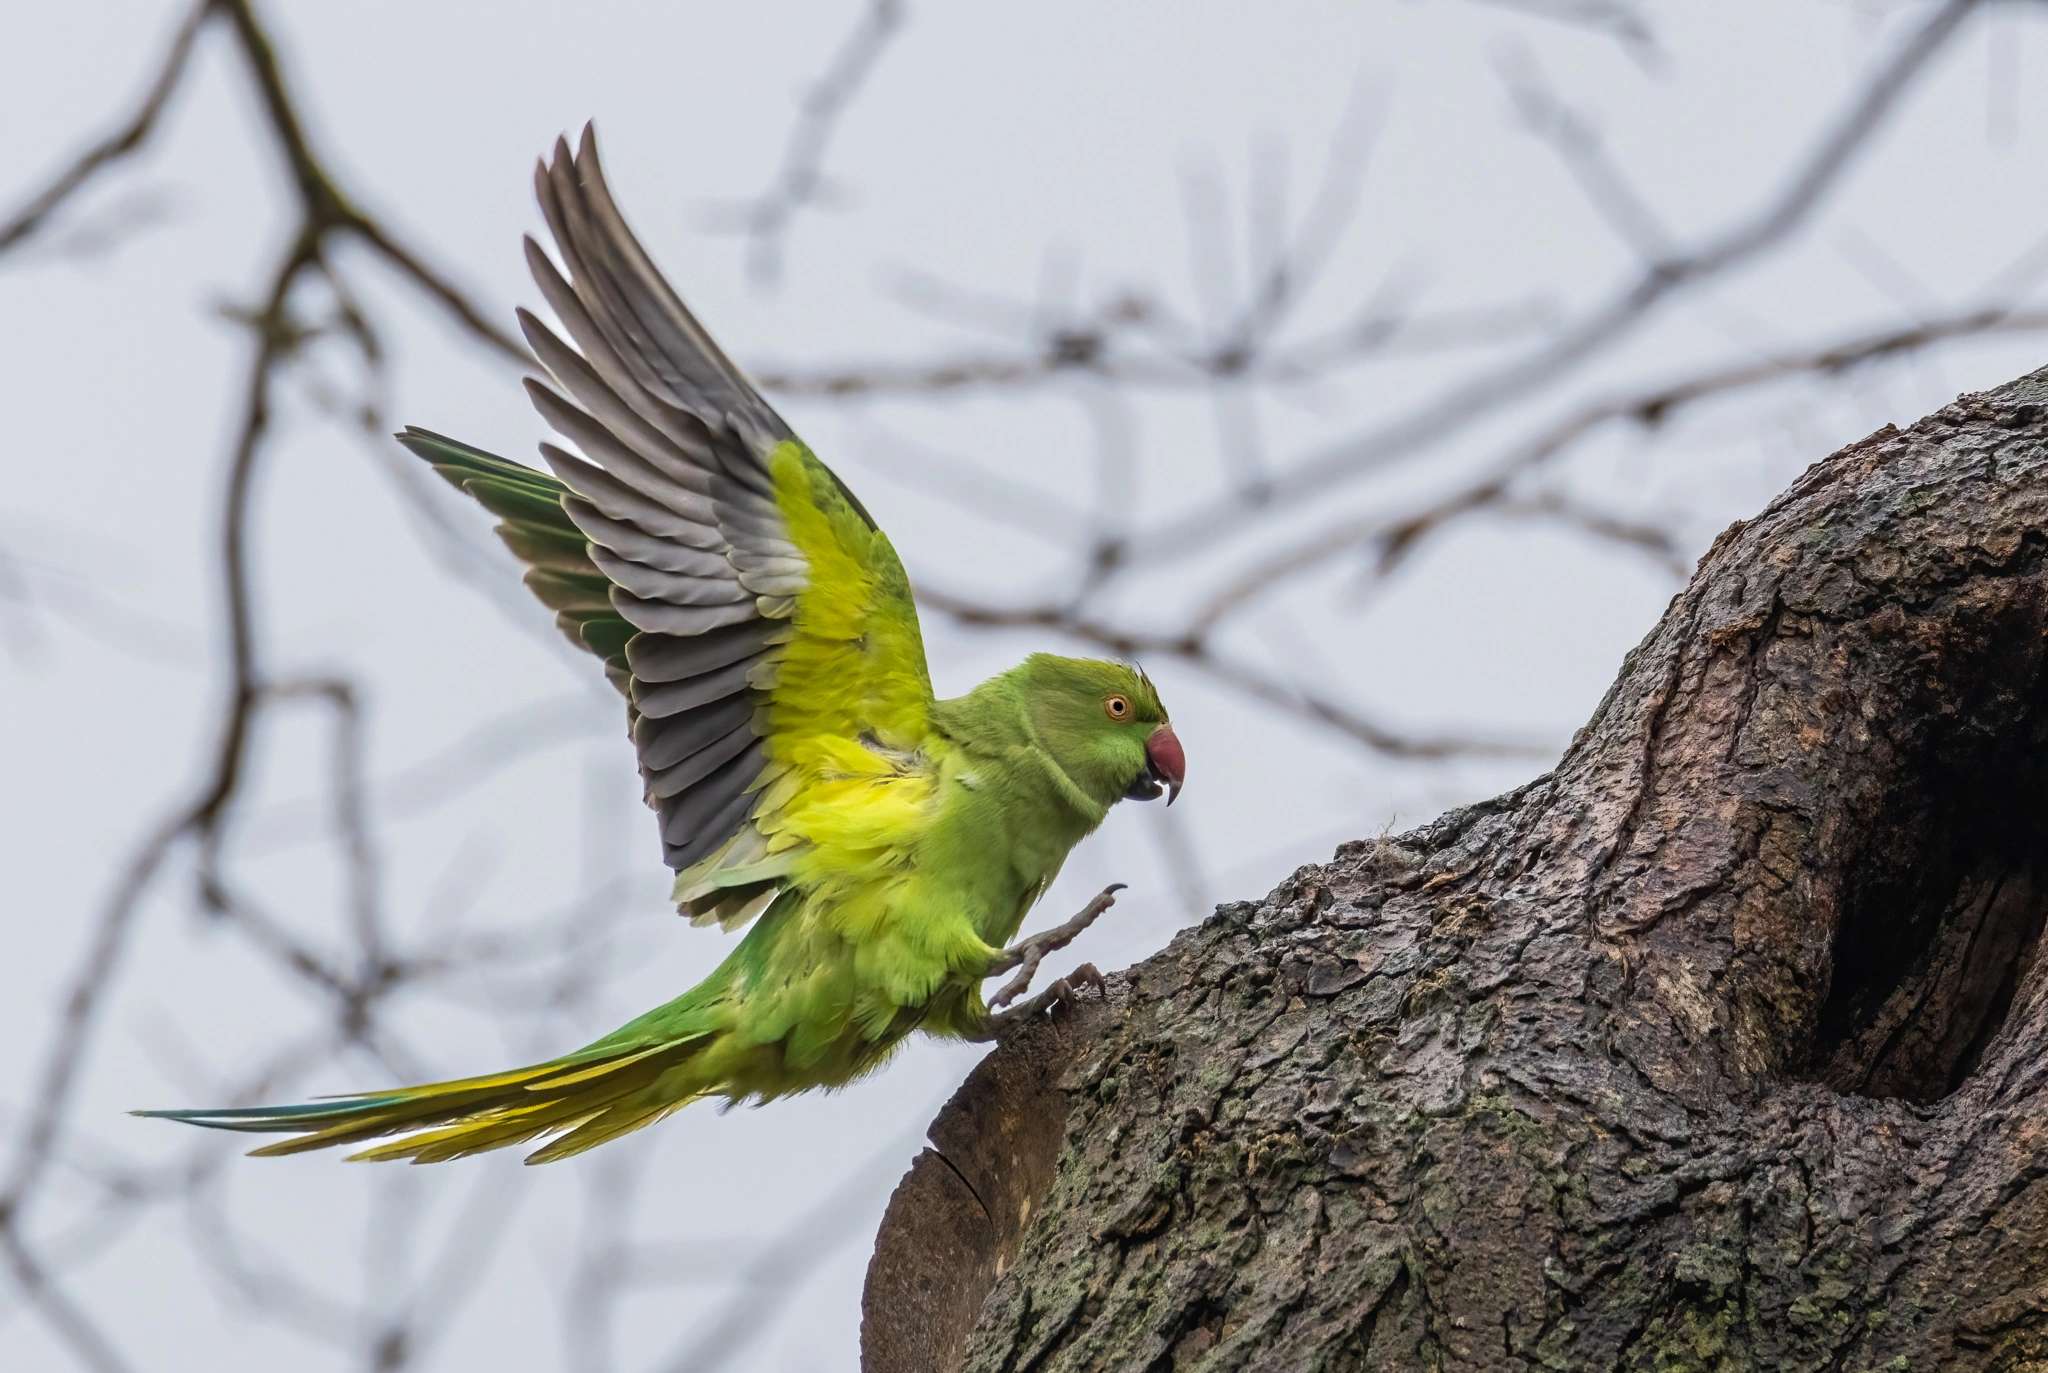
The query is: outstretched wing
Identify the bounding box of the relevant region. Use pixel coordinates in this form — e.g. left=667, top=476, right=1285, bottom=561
left=405, top=126, right=937, bottom=921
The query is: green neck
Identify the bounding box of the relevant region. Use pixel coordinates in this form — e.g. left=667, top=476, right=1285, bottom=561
left=931, top=679, right=1113, bottom=825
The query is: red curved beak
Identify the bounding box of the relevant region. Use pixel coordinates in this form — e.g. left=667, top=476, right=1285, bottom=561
left=1146, top=723, right=1186, bottom=805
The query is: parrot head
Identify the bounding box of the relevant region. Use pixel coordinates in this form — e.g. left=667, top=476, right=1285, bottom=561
left=1014, top=654, right=1185, bottom=809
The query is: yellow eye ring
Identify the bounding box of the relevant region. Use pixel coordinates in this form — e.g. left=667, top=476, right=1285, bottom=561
left=1104, top=694, right=1132, bottom=720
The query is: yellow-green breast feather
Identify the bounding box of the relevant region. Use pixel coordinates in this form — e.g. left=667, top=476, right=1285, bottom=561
left=671, top=441, right=945, bottom=923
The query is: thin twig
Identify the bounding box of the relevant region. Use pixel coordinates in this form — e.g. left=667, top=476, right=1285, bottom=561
left=703, top=0, right=908, bottom=288
left=1135, top=0, right=1986, bottom=563
left=915, top=585, right=1553, bottom=759
left=1469, top=0, right=1665, bottom=69
left=654, top=1126, right=930, bottom=1373
left=1492, top=40, right=1673, bottom=259
left=0, top=4, right=545, bottom=1364
left=0, top=1, right=208, bottom=255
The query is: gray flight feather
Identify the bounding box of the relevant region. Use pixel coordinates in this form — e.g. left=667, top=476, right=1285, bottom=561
left=526, top=378, right=716, bottom=502
left=537, top=150, right=734, bottom=453
left=626, top=621, right=784, bottom=683
left=566, top=502, right=734, bottom=576
left=534, top=157, right=677, bottom=411
left=730, top=552, right=809, bottom=577
left=709, top=433, right=778, bottom=498
left=405, top=129, right=872, bottom=883
left=660, top=742, right=768, bottom=847
left=558, top=129, right=786, bottom=442
left=633, top=656, right=763, bottom=718
left=634, top=695, right=756, bottom=772
left=726, top=531, right=805, bottom=561
left=591, top=550, right=747, bottom=607
left=609, top=589, right=762, bottom=637
left=736, top=572, right=809, bottom=597
left=711, top=500, right=793, bottom=543
left=667, top=786, right=765, bottom=872
left=713, top=496, right=789, bottom=539
left=404, top=127, right=899, bottom=881
left=529, top=389, right=721, bottom=522
left=518, top=293, right=718, bottom=478
left=644, top=722, right=759, bottom=800
left=539, top=446, right=723, bottom=550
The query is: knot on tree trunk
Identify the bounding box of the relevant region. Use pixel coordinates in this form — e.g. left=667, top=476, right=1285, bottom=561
left=865, top=367, right=2048, bottom=1372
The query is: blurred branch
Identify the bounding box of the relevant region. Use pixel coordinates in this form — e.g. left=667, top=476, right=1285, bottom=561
left=822, top=1, right=1996, bottom=775
left=1369, top=301, right=2048, bottom=579
left=0, top=1, right=207, bottom=255
left=752, top=293, right=1555, bottom=396
left=267, top=677, right=386, bottom=980
left=1208, top=74, right=1390, bottom=376
left=0, top=1, right=530, bottom=366
left=767, top=0, right=1989, bottom=727
left=1470, top=0, right=1665, bottom=68
left=702, top=0, right=907, bottom=289
left=0, top=3, right=543, bottom=1367
left=1137, top=0, right=1986, bottom=563
left=1187, top=300, right=2048, bottom=629
left=915, top=584, right=1550, bottom=759
left=237, top=694, right=612, bottom=855
left=914, top=290, right=2048, bottom=749
left=1492, top=40, right=1673, bottom=259
left=210, top=0, right=529, bottom=365
left=1147, top=804, right=1214, bottom=922
left=652, top=1127, right=927, bottom=1373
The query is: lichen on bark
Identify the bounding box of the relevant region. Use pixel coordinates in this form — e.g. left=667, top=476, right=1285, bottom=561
left=867, top=366, right=2048, bottom=1372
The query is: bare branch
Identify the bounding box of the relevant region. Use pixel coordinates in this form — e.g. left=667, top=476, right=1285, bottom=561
left=751, top=294, right=1555, bottom=398
left=1147, top=803, right=1214, bottom=923
left=0, top=0, right=208, bottom=256
left=1371, top=301, right=2048, bottom=579
left=236, top=694, right=610, bottom=855
left=702, top=0, right=907, bottom=289
left=654, top=1128, right=929, bottom=1373
left=854, top=426, right=1086, bottom=543
left=1221, top=73, right=1390, bottom=358
left=0, top=4, right=550, bottom=1361
left=210, top=0, right=531, bottom=365
left=1490, top=492, right=1689, bottom=577
left=915, top=584, right=1550, bottom=759
left=1191, top=301, right=2048, bottom=630
left=0, top=1226, right=135, bottom=1373
left=1492, top=40, right=1673, bottom=259
left=265, top=678, right=386, bottom=969
left=1138, top=0, right=1987, bottom=563
left=1468, top=0, right=1666, bottom=69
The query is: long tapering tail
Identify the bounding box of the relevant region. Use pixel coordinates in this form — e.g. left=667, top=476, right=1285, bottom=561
left=136, top=1036, right=709, bottom=1165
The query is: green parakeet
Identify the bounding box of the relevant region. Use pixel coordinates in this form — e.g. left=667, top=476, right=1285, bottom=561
left=138, top=127, right=1185, bottom=1165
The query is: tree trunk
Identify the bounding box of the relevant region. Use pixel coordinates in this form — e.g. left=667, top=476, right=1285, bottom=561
left=863, top=366, right=2048, bottom=1372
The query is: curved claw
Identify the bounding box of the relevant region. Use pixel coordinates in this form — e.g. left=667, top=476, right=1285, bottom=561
left=969, top=963, right=1108, bottom=1042
left=986, top=885, right=1125, bottom=1009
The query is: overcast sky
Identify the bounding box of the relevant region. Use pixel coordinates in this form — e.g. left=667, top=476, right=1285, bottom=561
left=6, top=3, right=2048, bottom=1370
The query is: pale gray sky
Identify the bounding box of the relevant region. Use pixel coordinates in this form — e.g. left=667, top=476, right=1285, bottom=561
left=5, top=2, right=2047, bottom=1370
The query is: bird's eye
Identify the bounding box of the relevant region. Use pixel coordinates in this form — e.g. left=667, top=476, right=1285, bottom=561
left=1104, top=695, right=1131, bottom=720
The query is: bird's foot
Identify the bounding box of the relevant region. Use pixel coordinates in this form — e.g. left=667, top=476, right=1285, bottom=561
left=985, top=884, right=1124, bottom=1010
left=969, top=963, right=1105, bottom=1041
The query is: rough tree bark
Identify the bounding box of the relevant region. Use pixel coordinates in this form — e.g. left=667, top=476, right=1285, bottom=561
left=863, top=365, right=2048, bottom=1372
